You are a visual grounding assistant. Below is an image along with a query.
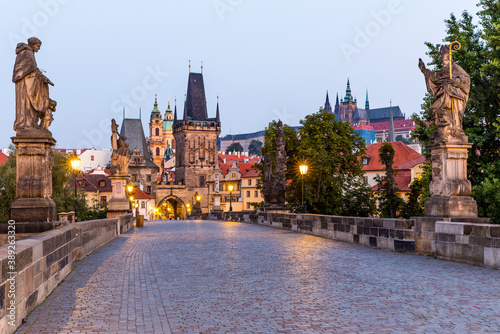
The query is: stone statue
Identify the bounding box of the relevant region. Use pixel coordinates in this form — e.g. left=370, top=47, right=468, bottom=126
left=262, top=120, right=287, bottom=207
left=214, top=174, right=220, bottom=194
left=13, top=37, right=57, bottom=134
left=419, top=44, right=470, bottom=143
left=273, top=120, right=287, bottom=206
left=110, top=119, right=130, bottom=175
left=262, top=153, right=273, bottom=205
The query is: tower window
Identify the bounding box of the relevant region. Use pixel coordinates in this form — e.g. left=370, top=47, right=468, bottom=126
left=155, top=128, right=159, bottom=136
left=156, top=147, right=160, bottom=156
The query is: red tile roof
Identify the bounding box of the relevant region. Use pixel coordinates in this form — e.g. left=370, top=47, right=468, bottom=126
left=71, top=174, right=112, bottom=192
left=131, top=188, right=155, bottom=199
left=371, top=119, right=416, bottom=133
left=0, top=152, right=8, bottom=165
left=363, top=142, right=424, bottom=172
left=219, top=160, right=259, bottom=176
left=242, top=166, right=261, bottom=178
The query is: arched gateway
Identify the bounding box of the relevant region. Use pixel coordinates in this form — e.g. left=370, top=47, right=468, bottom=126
left=157, top=195, right=188, bottom=220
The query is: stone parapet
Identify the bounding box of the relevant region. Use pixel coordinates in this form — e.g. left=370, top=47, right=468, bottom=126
left=0, top=215, right=132, bottom=333
left=223, top=212, right=499, bottom=270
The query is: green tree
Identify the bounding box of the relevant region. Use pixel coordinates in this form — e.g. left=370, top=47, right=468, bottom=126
left=248, top=139, right=262, bottom=156
left=411, top=4, right=500, bottom=222
left=0, top=146, right=17, bottom=222
left=285, top=109, right=375, bottom=216
left=401, top=179, right=424, bottom=218
left=395, top=135, right=413, bottom=145
left=374, top=143, right=405, bottom=218
left=225, top=142, right=244, bottom=154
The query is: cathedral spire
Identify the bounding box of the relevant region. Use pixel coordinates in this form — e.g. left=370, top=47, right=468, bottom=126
left=388, top=99, right=395, bottom=142
left=173, top=98, right=178, bottom=124
left=344, top=76, right=354, bottom=102
left=365, top=90, right=370, bottom=110
left=216, top=95, right=220, bottom=122
left=324, top=90, right=332, bottom=113
left=150, top=94, right=161, bottom=120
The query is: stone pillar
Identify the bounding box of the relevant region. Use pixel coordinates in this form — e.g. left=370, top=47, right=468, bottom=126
left=107, top=175, right=132, bottom=218
left=424, top=142, right=478, bottom=217
left=10, top=134, right=57, bottom=222
left=212, top=194, right=222, bottom=211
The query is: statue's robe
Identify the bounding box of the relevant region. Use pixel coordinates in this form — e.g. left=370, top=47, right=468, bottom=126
left=422, top=62, right=470, bottom=133
left=12, top=43, right=50, bottom=132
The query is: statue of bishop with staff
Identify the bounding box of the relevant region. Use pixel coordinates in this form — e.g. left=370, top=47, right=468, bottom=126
left=418, top=43, right=470, bottom=143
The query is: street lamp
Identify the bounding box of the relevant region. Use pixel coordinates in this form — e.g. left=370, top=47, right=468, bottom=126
left=299, top=164, right=308, bottom=214
left=70, top=157, right=81, bottom=222
left=228, top=184, right=234, bottom=212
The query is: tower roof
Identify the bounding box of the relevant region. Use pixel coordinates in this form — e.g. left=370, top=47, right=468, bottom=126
left=120, top=119, right=158, bottom=169
left=184, top=72, right=208, bottom=121
left=343, top=77, right=355, bottom=103
left=151, top=95, right=162, bottom=119
left=365, top=90, right=370, bottom=110
left=324, top=90, right=332, bottom=113
left=165, top=98, right=172, bottom=114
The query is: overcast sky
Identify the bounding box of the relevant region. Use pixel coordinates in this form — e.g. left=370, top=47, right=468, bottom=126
left=0, top=0, right=480, bottom=150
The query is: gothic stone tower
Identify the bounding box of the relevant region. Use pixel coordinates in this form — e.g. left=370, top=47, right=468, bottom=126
left=337, top=77, right=357, bottom=123
left=173, top=71, right=221, bottom=188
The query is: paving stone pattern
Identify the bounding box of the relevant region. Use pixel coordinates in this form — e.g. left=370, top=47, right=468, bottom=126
left=16, top=220, right=500, bottom=333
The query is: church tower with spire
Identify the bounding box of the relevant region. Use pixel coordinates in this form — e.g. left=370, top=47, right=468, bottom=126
left=324, top=91, right=332, bottom=113
left=148, top=95, right=165, bottom=167
left=335, top=77, right=358, bottom=123
left=173, top=67, right=221, bottom=191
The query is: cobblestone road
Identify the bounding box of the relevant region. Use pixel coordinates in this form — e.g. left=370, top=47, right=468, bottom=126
left=16, top=220, right=500, bottom=334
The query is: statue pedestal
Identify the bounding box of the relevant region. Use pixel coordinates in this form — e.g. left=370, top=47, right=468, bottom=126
left=212, top=194, right=222, bottom=211
left=10, top=133, right=57, bottom=223
left=106, top=174, right=132, bottom=218
left=424, top=142, right=478, bottom=218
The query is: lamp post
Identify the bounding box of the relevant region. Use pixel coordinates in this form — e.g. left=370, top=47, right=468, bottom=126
left=228, top=184, right=234, bottom=211
left=299, top=164, right=308, bottom=214
left=70, top=157, right=81, bottom=222
left=126, top=184, right=134, bottom=210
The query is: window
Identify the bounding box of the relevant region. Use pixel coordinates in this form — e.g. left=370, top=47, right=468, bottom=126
left=362, top=157, right=369, bottom=166
left=246, top=203, right=250, bottom=209
left=199, top=175, right=206, bottom=187
left=254, top=191, right=258, bottom=197
left=364, top=176, right=368, bottom=184
left=99, top=180, right=106, bottom=187
left=416, top=173, right=423, bottom=180
left=100, top=196, right=107, bottom=207
left=146, top=186, right=151, bottom=193
left=246, top=191, right=250, bottom=197
left=156, top=147, right=160, bottom=156
left=146, top=175, right=151, bottom=182
left=132, top=174, right=137, bottom=181
left=141, top=201, right=145, bottom=208
left=231, top=172, right=236, bottom=178
left=237, top=184, right=240, bottom=191
left=248, top=179, right=252, bottom=186
left=91, top=155, right=94, bottom=161
left=155, top=128, right=159, bottom=136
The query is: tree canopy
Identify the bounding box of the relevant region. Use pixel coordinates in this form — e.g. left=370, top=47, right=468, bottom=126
left=225, top=142, right=244, bottom=154
left=248, top=139, right=262, bottom=156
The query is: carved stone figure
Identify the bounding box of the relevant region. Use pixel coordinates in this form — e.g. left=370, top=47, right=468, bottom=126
left=262, top=153, right=273, bottom=205
left=273, top=120, right=287, bottom=206
left=13, top=37, right=57, bottom=134
left=262, top=120, right=287, bottom=208
left=419, top=44, right=470, bottom=143
left=110, top=119, right=131, bottom=175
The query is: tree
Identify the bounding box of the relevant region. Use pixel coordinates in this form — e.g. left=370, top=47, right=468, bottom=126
left=395, top=135, right=413, bottom=145
left=225, top=142, right=243, bottom=154
left=374, top=142, right=405, bottom=218
left=283, top=109, right=375, bottom=216
left=0, top=146, right=17, bottom=222
left=401, top=179, right=424, bottom=218
left=248, top=139, right=262, bottom=156
left=412, top=4, right=500, bottom=222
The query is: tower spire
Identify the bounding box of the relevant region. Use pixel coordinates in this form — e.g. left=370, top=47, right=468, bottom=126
left=365, top=89, right=370, bottom=110
left=388, top=99, right=395, bottom=142
left=173, top=97, right=178, bottom=124
left=201, top=61, right=203, bottom=74
left=344, top=76, right=354, bottom=102
left=216, top=95, right=220, bottom=122
left=324, top=90, right=332, bottom=113
left=189, top=60, right=191, bottom=73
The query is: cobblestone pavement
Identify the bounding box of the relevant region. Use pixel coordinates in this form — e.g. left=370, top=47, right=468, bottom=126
left=17, top=220, right=500, bottom=334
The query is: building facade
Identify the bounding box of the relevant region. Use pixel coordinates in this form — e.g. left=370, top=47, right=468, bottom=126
left=147, top=95, right=175, bottom=168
